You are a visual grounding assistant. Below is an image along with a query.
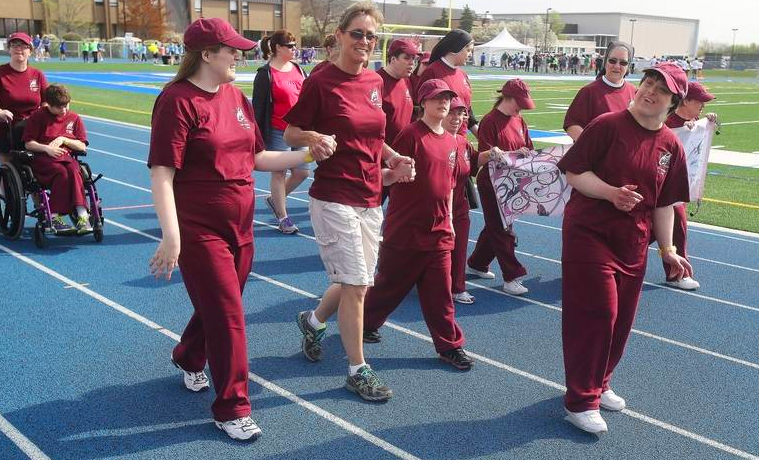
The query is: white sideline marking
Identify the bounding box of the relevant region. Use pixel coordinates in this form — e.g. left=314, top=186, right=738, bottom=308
left=0, top=413, right=52, bottom=460
left=81, top=114, right=151, bottom=131
left=101, top=176, right=151, bottom=193
left=88, top=130, right=150, bottom=146
left=89, top=147, right=147, bottom=164
left=0, top=243, right=422, bottom=460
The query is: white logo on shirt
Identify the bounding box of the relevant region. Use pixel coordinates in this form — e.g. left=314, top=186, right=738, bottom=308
left=405, top=89, right=411, bottom=101
left=29, top=79, right=39, bottom=92
left=448, top=149, right=457, bottom=168
left=65, top=121, right=75, bottom=135
left=235, top=107, right=251, bottom=129
left=370, top=88, right=382, bottom=108
left=658, top=150, right=672, bottom=176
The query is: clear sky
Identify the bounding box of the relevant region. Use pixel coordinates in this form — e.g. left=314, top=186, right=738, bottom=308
left=384, top=0, right=757, bottom=45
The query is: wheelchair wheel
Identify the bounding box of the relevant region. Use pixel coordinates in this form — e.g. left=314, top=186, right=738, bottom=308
left=0, top=163, right=26, bottom=240
left=33, top=222, right=46, bottom=248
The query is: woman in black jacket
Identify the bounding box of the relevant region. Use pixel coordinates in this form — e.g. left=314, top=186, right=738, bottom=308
left=252, top=30, right=308, bottom=234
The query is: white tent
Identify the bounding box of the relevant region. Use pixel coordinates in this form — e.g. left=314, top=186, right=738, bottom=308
left=474, top=27, right=534, bottom=55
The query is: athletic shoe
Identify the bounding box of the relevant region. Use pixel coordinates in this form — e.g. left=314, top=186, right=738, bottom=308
left=564, top=408, right=608, bottom=434
left=296, top=310, right=326, bottom=362
left=502, top=279, right=528, bottom=296
left=665, top=276, right=700, bottom=291
left=600, top=389, right=626, bottom=411
left=452, top=291, right=475, bottom=304
left=363, top=329, right=382, bottom=343
left=51, top=215, right=74, bottom=234
left=345, top=365, right=393, bottom=402
left=75, top=215, right=93, bottom=234
left=278, top=216, right=299, bottom=234
left=439, top=347, right=474, bottom=370
left=214, top=416, right=262, bottom=441
left=170, top=355, right=210, bottom=392
left=466, top=264, right=495, bottom=279
left=264, top=195, right=278, bottom=219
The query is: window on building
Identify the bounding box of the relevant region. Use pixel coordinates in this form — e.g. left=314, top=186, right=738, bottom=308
left=274, top=4, right=282, bottom=18
left=109, top=0, right=118, bottom=6
left=194, top=0, right=201, bottom=12
left=94, top=0, right=104, bottom=4
left=230, top=0, right=237, bottom=12
left=242, top=2, right=248, bottom=15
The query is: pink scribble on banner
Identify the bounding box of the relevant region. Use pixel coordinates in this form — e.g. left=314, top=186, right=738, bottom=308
left=488, top=145, right=572, bottom=228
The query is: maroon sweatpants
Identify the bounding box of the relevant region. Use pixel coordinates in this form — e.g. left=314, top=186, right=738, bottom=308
left=467, top=169, right=527, bottom=282
left=31, top=154, right=86, bottom=214
left=451, top=213, right=471, bottom=294
left=562, top=261, right=644, bottom=412
left=173, top=239, right=254, bottom=422
left=365, top=246, right=465, bottom=353
left=652, top=204, right=689, bottom=280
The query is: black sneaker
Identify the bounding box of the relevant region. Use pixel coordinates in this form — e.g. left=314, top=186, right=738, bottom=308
left=345, top=365, right=393, bottom=402
left=439, top=347, right=475, bottom=371
left=363, top=329, right=382, bottom=343
left=297, top=310, right=326, bottom=362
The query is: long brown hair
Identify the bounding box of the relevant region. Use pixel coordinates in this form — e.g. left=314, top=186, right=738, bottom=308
left=261, top=30, right=295, bottom=60
left=165, top=44, right=222, bottom=88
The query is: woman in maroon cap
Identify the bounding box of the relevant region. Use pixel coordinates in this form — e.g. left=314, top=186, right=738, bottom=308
left=564, top=41, right=636, bottom=142
left=364, top=78, right=473, bottom=370
left=468, top=79, right=535, bottom=296
left=557, top=62, right=692, bottom=434
left=148, top=17, right=324, bottom=441
left=252, top=29, right=308, bottom=235
left=0, top=32, right=49, bottom=155
left=651, top=81, right=717, bottom=291
left=284, top=1, right=413, bottom=402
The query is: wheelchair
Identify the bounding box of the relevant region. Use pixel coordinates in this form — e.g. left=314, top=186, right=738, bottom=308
left=0, top=129, right=105, bottom=248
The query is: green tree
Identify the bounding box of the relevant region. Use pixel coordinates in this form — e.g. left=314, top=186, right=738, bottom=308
left=459, top=5, right=475, bottom=33
left=548, top=10, right=565, bottom=38
left=433, top=9, right=449, bottom=29
left=472, top=21, right=505, bottom=43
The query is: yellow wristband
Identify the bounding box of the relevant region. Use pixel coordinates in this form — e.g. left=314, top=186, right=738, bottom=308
left=658, top=246, right=677, bottom=257
left=303, top=151, right=314, bottom=163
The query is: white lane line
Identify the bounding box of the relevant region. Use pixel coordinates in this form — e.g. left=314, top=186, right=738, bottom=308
left=89, top=147, right=148, bottom=164
left=101, top=176, right=151, bottom=193
left=719, top=120, right=759, bottom=125
left=0, top=243, right=422, bottom=460
left=0, top=413, right=52, bottom=460
left=88, top=131, right=150, bottom=146
left=63, top=283, right=90, bottom=289
left=81, top=114, right=151, bottom=131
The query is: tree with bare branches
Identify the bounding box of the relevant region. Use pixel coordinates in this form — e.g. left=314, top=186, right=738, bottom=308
left=300, top=0, right=351, bottom=42
left=43, top=0, right=96, bottom=37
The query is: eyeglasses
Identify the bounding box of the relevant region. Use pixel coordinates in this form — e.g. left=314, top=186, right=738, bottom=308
left=9, top=42, right=29, bottom=49
left=607, top=58, right=629, bottom=66
left=280, top=43, right=297, bottom=49
left=347, top=29, right=378, bottom=43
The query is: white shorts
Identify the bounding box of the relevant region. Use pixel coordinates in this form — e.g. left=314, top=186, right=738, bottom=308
left=309, top=197, right=383, bottom=286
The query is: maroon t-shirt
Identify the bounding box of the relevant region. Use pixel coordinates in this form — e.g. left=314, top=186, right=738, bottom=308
left=22, top=108, right=88, bottom=158
left=409, top=72, right=421, bottom=105
left=417, top=60, right=473, bottom=135
left=377, top=68, right=413, bottom=145
left=0, top=64, right=48, bottom=139
left=563, top=79, right=636, bottom=130
left=148, top=80, right=266, bottom=246
left=285, top=64, right=386, bottom=208
left=557, top=110, right=690, bottom=275
left=383, top=120, right=458, bottom=251
left=452, top=134, right=474, bottom=218
left=477, top=108, right=533, bottom=183
left=309, top=60, right=331, bottom=76
left=665, top=112, right=690, bottom=129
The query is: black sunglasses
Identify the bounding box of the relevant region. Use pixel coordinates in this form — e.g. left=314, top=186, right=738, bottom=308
left=347, top=29, right=378, bottom=42
left=607, top=57, right=629, bottom=66
left=280, top=43, right=297, bottom=49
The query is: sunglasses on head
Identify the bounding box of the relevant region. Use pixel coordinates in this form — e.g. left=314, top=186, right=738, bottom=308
left=347, top=29, right=378, bottom=42
left=607, top=58, right=629, bottom=66
left=280, top=43, right=297, bottom=49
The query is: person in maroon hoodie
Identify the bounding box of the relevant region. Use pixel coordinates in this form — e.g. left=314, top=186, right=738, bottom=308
left=654, top=81, right=717, bottom=291
left=557, top=63, right=691, bottom=434
left=364, top=79, right=473, bottom=370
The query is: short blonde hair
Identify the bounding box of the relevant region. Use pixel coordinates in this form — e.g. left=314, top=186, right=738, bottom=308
left=337, top=2, right=384, bottom=31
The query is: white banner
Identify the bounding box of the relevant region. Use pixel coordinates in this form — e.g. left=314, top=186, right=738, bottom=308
left=671, top=118, right=716, bottom=202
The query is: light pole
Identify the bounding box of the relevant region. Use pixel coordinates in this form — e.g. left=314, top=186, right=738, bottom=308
left=731, top=28, right=738, bottom=69
left=543, top=7, right=552, bottom=54
left=629, top=18, right=636, bottom=48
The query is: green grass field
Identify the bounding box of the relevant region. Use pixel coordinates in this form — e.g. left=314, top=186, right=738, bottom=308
left=49, top=63, right=758, bottom=233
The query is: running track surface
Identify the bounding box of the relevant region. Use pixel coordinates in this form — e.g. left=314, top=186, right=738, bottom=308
left=1, top=116, right=758, bottom=460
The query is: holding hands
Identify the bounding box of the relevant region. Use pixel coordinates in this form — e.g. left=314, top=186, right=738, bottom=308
left=608, top=184, right=643, bottom=212
left=309, top=134, right=337, bottom=161
left=388, top=152, right=415, bottom=183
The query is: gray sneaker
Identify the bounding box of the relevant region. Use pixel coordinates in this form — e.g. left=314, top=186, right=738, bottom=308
left=345, top=365, right=393, bottom=402
left=278, top=216, right=299, bottom=234
left=297, top=310, right=326, bottom=362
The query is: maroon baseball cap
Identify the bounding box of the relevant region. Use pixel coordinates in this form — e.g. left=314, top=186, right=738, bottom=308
left=685, top=82, right=715, bottom=103
left=450, top=97, right=466, bottom=110
left=498, top=79, right=535, bottom=110
left=8, top=32, right=32, bottom=46
left=419, top=51, right=431, bottom=64
left=645, top=62, right=688, bottom=98
left=417, top=78, right=457, bottom=102
left=184, top=18, right=256, bottom=51
left=388, top=38, right=420, bottom=57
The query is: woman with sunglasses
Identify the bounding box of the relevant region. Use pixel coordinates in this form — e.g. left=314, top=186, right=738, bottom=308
left=557, top=63, right=691, bottom=434
left=285, top=2, right=414, bottom=402
left=0, top=32, right=49, bottom=155
left=564, top=41, right=636, bottom=142
left=252, top=29, right=308, bottom=234
left=417, top=29, right=478, bottom=136
left=149, top=18, right=324, bottom=441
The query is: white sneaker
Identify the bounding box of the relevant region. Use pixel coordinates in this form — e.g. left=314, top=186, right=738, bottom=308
left=600, top=389, right=626, bottom=411
left=214, top=416, right=262, bottom=441
left=171, top=355, right=210, bottom=392
left=665, top=277, right=700, bottom=291
left=502, top=279, right=528, bottom=295
left=452, top=291, right=476, bottom=304
left=466, top=265, right=495, bottom=279
left=564, top=408, right=608, bottom=434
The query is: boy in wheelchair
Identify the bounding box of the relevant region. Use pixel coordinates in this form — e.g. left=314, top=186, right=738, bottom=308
left=22, top=84, right=92, bottom=234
